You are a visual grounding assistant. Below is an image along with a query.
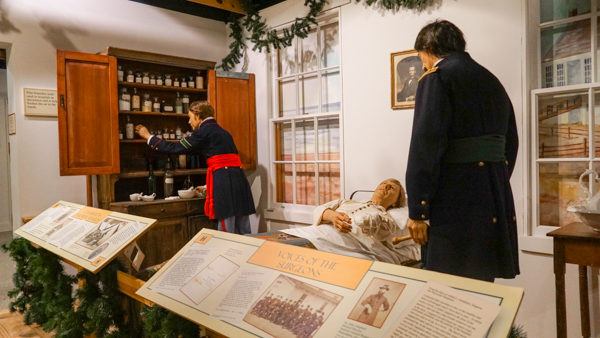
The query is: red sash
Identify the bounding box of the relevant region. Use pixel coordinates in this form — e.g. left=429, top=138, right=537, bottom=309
left=205, top=154, right=242, bottom=224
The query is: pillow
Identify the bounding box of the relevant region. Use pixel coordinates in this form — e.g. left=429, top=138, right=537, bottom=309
left=387, top=207, right=408, bottom=230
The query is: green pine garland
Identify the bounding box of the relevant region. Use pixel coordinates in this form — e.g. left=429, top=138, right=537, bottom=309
left=220, top=0, right=433, bottom=70
left=141, top=305, right=200, bottom=338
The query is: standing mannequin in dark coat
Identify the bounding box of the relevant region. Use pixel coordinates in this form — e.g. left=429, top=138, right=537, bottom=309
left=135, top=101, right=255, bottom=234
left=405, top=20, right=519, bottom=281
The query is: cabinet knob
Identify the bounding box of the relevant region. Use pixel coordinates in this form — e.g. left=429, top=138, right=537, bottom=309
left=60, top=95, right=65, bottom=108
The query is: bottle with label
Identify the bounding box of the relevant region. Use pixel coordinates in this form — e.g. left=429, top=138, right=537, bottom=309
left=181, top=79, right=187, bottom=88
left=148, top=163, right=157, bottom=196
left=119, top=129, right=123, bottom=140
left=135, top=72, right=142, bottom=83
left=173, top=77, right=180, bottom=87
left=156, top=129, right=163, bottom=139
left=152, top=97, right=161, bottom=112
left=196, top=71, right=204, bottom=89
left=165, top=74, right=172, bottom=86
left=182, top=94, right=190, bottom=113
left=142, top=72, right=150, bottom=84
left=175, top=126, right=182, bottom=139
left=164, top=158, right=174, bottom=198
left=150, top=74, right=156, bottom=85
left=142, top=93, right=152, bottom=112
left=118, top=65, right=124, bottom=82
left=126, top=70, right=134, bottom=83
left=119, top=88, right=131, bottom=111
left=183, top=175, right=192, bottom=189
left=131, top=88, right=140, bottom=111
left=156, top=75, right=163, bottom=86
left=175, top=92, right=183, bottom=114
left=125, top=115, right=134, bottom=140
left=169, top=129, right=175, bottom=140
left=188, top=76, right=195, bottom=88
left=163, top=101, right=174, bottom=113
left=162, top=129, right=169, bottom=140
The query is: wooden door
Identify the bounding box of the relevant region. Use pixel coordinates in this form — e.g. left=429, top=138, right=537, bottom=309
left=57, top=50, right=120, bottom=175
left=208, top=70, right=257, bottom=170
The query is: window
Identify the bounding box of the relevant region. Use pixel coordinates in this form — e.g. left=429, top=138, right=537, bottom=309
left=531, top=0, right=600, bottom=238
left=271, top=13, right=342, bottom=209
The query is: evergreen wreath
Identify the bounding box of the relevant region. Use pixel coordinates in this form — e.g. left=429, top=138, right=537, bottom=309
left=220, top=0, right=432, bottom=70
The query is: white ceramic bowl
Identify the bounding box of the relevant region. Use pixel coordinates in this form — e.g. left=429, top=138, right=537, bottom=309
left=567, top=206, right=600, bottom=231
left=178, top=189, right=196, bottom=199
left=129, top=193, right=142, bottom=201
left=141, top=194, right=155, bottom=202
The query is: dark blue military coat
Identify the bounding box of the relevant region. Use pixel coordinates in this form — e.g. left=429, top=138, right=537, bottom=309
left=406, top=52, right=519, bottom=281
left=149, top=118, right=255, bottom=220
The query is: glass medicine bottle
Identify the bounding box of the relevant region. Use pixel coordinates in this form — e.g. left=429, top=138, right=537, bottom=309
left=142, top=93, right=152, bottom=112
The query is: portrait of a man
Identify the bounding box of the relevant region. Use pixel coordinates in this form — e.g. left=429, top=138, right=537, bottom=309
left=348, top=277, right=406, bottom=328
left=391, top=50, right=423, bottom=109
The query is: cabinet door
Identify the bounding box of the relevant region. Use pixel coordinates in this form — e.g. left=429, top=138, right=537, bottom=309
left=57, top=50, right=120, bottom=175
left=208, top=70, right=257, bottom=170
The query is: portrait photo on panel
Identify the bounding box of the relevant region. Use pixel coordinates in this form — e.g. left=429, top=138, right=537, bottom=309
left=243, top=274, right=343, bottom=338
left=391, top=49, right=423, bottom=109
left=347, top=277, right=406, bottom=328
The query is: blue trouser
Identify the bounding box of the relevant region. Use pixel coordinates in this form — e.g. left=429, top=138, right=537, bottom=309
left=219, top=215, right=251, bottom=234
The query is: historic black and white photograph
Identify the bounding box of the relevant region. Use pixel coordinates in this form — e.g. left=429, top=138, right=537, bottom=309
left=347, top=277, right=406, bottom=328
left=391, top=49, right=423, bottom=109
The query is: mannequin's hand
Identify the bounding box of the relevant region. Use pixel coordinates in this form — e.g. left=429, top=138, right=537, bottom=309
left=407, top=219, right=428, bottom=245
left=135, top=125, right=151, bottom=139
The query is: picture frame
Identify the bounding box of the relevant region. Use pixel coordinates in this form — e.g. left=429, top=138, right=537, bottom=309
left=391, top=49, right=423, bottom=109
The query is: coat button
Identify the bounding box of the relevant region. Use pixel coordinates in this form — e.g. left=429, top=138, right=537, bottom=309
left=421, top=200, right=427, bottom=206
left=478, top=161, right=485, bottom=167
left=505, top=160, right=509, bottom=165
left=421, top=214, right=426, bottom=219
left=492, top=217, right=498, bottom=223
left=512, top=215, right=516, bottom=221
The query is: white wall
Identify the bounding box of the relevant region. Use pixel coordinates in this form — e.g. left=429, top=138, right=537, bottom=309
left=0, top=0, right=227, bottom=229
left=244, top=0, right=599, bottom=337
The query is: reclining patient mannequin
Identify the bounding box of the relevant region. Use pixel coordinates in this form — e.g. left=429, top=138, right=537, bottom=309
left=312, top=178, right=420, bottom=264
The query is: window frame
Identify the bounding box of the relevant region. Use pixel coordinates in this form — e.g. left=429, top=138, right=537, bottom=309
left=524, top=0, right=600, bottom=253
left=266, top=10, right=344, bottom=223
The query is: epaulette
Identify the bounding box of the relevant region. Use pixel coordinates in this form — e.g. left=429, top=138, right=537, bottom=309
left=418, top=66, right=438, bottom=82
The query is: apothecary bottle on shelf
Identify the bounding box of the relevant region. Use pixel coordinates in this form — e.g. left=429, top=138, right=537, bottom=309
left=182, top=94, right=189, bottom=113
left=174, top=77, right=180, bottom=87
left=152, top=97, right=161, bottom=112
left=150, top=74, right=156, bottom=85
left=187, top=76, right=195, bottom=88
left=156, top=74, right=163, bottom=86
left=119, top=87, right=131, bottom=111
left=148, top=163, right=157, bottom=196
left=164, top=158, right=174, bottom=198
left=142, top=72, right=150, bottom=84
left=165, top=74, right=172, bottom=86
left=142, top=93, right=152, bottom=112
left=126, top=70, right=134, bottom=83
left=195, top=71, right=204, bottom=89
left=131, top=88, right=140, bottom=111
left=125, top=115, right=134, bottom=140
left=175, top=92, right=183, bottom=114
left=117, top=65, right=124, bottom=82
left=135, top=72, right=142, bottom=83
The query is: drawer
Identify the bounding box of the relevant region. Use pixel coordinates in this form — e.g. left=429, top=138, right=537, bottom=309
left=127, top=201, right=188, bottom=219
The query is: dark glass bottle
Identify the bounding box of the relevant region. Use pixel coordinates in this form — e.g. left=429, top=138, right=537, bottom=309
left=163, top=158, right=174, bottom=198
left=147, top=164, right=156, bottom=196
left=183, top=175, right=193, bottom=190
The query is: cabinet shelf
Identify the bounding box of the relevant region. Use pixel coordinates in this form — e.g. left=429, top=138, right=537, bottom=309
left=119, top=81, right=206, bottom=94
left=119, top=168, right=207, bottom=179
left=119, top=111, right=189, bottom=118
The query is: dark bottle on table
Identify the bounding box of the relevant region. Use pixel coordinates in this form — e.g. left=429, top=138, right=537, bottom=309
left=163, top=158, right=174, bottom=198
left=147, top=163, right=157, bottom=196
left=183, top=175, right=192, bottom=190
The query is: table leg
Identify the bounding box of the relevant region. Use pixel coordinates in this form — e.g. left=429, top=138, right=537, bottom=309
left=579, top=265, right=590, bottom=338
left=554, top=241, right=567, bottom=338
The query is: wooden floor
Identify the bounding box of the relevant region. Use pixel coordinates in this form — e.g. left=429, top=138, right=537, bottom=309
left=0, top=311, right=52, bottom=338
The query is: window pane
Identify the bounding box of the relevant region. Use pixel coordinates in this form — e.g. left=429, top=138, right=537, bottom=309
left=299, top=75, right=319, bottom=114
left=296, top=163, right=316, bottom=205
left=541, top=19, right=590, bottom=88
left=322, top=70, right=341, bottom=113
left=320, top=21, right=339, bottom=67
left=301, top=29, right=318, bottom=72
left=319, top=163, right=340, bottom=204
left=278, top=78, right=296, bottom=117
left=538, top=92, right=589, bottom=158
left=278, top=39, right=297, bottom=76
left=318, top=117, right=340, bottom=160
left=275, top=163, right=293, bottom=203
left=295, top=119, right=315, bottom=161
left=539, top=162, right=588, bottom=227
left=540, top=0, right=590, bottom=23
left=275, top=122, right=292, bottom=161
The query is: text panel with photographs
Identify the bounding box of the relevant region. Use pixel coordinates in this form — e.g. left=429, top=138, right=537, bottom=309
left=137, top=229, right=523, bottom=338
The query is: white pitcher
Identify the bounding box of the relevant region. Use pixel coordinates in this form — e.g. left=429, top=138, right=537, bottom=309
left=579, top=169, right=600, bottom=211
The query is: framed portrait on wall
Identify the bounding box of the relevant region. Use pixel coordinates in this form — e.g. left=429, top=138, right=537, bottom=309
left=391, top=50, right=423, bottom=109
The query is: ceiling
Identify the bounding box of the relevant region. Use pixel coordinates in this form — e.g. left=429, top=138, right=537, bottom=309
left=130, top=0, right=287, bottom=22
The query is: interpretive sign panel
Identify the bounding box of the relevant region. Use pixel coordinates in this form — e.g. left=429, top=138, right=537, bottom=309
left=138, top=229, right=523, bottom=338
left=23, top=88, right=58, bottom=117
left=15, top=201, right=156, bottom=273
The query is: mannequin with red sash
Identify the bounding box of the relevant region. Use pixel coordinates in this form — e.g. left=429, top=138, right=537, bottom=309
left=135, top=102, right=255, bottom=234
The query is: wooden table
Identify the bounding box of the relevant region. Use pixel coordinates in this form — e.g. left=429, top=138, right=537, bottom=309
left=547, top=222, right=600, bottom=338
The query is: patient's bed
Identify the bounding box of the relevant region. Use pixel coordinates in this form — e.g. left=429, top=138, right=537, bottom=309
left=249, top=190, right=421, bottom=267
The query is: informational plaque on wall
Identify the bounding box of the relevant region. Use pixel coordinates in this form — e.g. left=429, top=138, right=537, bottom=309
left=23, top=87, right=58, bottom=117
left=15, top=201, right=156, bottom=273
left=138, top=229, right=523, bottom=338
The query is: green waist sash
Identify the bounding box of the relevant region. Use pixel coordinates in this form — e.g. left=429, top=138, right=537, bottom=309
left=443, top=134, right=506, bottom=163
